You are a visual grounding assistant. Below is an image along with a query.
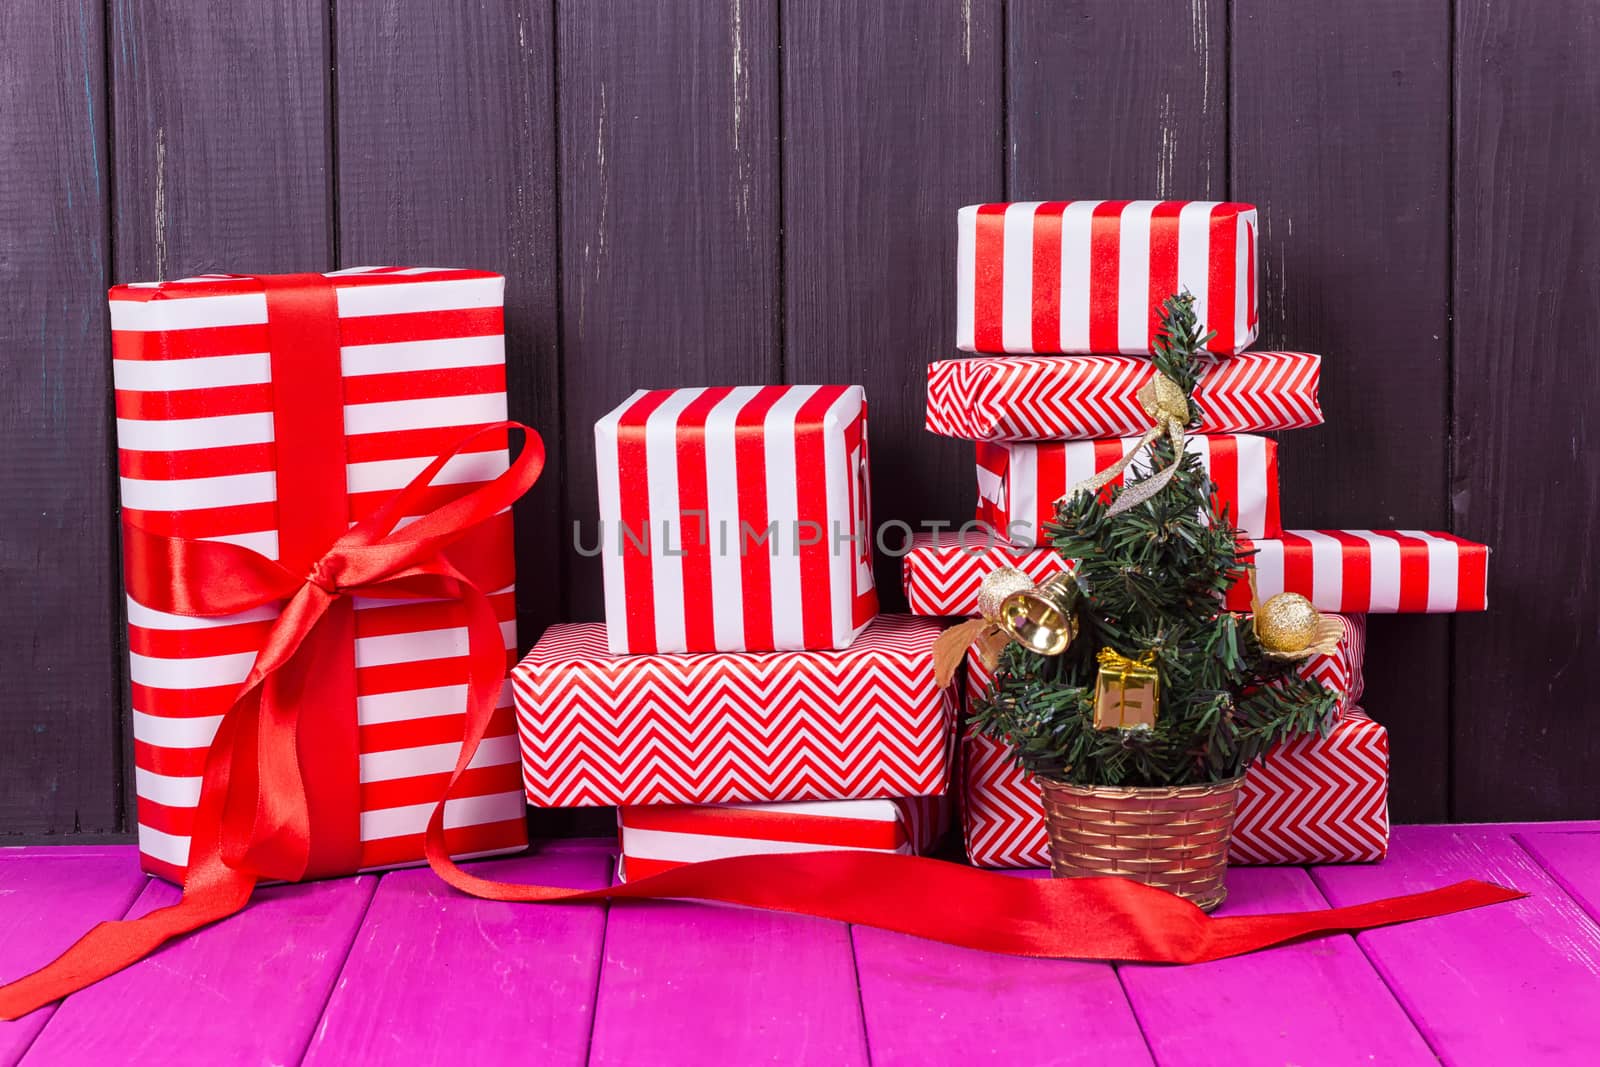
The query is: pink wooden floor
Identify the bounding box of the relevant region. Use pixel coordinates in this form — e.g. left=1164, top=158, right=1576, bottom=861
left=3, top=824, right=1599, bottom=1066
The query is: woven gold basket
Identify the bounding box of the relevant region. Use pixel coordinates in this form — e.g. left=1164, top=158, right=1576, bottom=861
left=1037, top=775, right=1245, bottom=912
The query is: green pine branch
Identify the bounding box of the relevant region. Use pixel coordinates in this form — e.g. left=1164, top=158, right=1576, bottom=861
left=971, top=292, right=1336, bottom=787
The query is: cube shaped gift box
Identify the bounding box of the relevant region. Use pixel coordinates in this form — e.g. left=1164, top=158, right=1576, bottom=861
left=110, top=268, right=528, bottom=884
left=594, top=385, right=878, bottom=655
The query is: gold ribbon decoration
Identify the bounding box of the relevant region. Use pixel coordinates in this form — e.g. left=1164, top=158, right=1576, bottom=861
left=1246, top=567, right=1345, bottom=660
left=1093, top=646, right=1161, bottom=730
left=933, top=568, right=1079, bottom=689
left=1058, top=370, right=1191, bottom=515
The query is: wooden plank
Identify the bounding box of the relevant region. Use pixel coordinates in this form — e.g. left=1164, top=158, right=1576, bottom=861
left=1117, top=867, right=1432, bottom=1065
left=1518, top=830, right=1600, bottom=928
left=557, top=0, right=780, bottom=621
left=1232, top=0, right=1453, bottom=821
left=588, top=901, right=868, bottom=1066
left=851, top=872, right=1148, bottom=1066
left=0, top=0, right=120, bottom=836
left=1009, top=0, right=1226, bottom=198
left=1452, top=0, right=1600, bottom=821
left=334, top=0, right=564, bottom=643
left=1313, top=824, right=1600, bottom=1064
left=303, top=848, right=612, bottom=1066
left=782, top=0, right=1002, bottom=604
left=109, top=2, right=332, bottom=277
left=0, top=849, right=147, bottom=1062
left=23, top=874, right=375, bottom=1064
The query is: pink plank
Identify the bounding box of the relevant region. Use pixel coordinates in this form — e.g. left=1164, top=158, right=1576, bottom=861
left=1117, top=867, right=1432, bottom=1066
left=0, top=848, right=148, bottom=1065
left=589, top=899, right=869, bottom=1066
left=302, top=847, right=613, bottom=1066
left=1518, top=830, right=1600, bottom=926
left=1314, top=824, right=1600, bottom=1065
left=23, top=871, right=376, bottom=1065
left=852, top=906, right=1149, bottom=1066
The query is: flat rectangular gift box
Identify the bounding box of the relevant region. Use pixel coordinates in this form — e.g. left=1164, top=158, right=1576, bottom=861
left=512, top=614, right=956, bottom=808
left=926, top=351, right=1322, bottom=441
left=901, top=530, right=1489, bottom=616
left=594, top=384, right=878, bottom=655
left=960, top=711, right=1389, bottom=869
left=614, top=795, right=949, bottom=882
left=975, top=434, right=1282, bottom=545
left=956, top=200, right=1259, bottom=356
left=109, top=268, right=527, bottom=883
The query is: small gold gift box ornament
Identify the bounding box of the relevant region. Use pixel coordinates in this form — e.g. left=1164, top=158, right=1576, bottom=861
left=933, top=569, right=1080, bottom=688
left=1093, top=647, right=1161, bottom=730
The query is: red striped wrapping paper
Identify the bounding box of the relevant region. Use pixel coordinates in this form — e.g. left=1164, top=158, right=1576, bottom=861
left=975, top=434, right=1282, bottom=545
left=595, top=385, right=878, bottom=655
left=614, top=795, right=949, bottom=882
left=900, top=530, right=1489, bottom=615
left=960, top=712, right=1389, bottom=869
left=110, top=268, right=527, bottom=884
left=957, top=201, right=1259, bottom=356
left=925, top=351, right=1322, bottom=440
left=512, top=615, right=956, bottom=808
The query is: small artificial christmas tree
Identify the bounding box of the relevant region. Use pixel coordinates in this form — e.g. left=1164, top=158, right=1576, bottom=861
left=971, top=293, right=1337, bottom=789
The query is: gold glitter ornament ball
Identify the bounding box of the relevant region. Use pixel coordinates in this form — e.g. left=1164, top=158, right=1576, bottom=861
left=1255, top=592, right=1321, bottom=653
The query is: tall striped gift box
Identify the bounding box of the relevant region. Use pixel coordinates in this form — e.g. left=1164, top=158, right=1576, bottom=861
left=925, top=351, right=1322, bottom=440
left=900, top=530, right=1489, bottom=616
left=615, top=795, right=949, bottom=882
left=513, top=615, right=956, bottom=808
left=110, top=268, right=526, bottom=884
left=957, top=201, right=1258, bottom=356
left=960, top=713, right=1389, bottom=870
left=975, top=434, right=1282, bottom=546
left=594, top=385, right=878, bottom=655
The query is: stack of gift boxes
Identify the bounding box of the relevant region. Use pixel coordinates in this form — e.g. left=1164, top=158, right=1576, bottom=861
left=905, top=200, right=1491, bottom=867
left=513, top=386, right=955, bottom=878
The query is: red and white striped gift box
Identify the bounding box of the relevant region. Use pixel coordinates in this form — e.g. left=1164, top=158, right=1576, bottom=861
left=595, top=385, right=877, bottom=655
left=1241, top=530, right=1490, bottom=613
left=956, top=201, right=1259, bottom=356
left=975, top=434, right=1282, bottom=545
left=614, top=795, right=949, bottom=882
left=925, top=351, right=1322, bottom=440
left=110, top=268, right=526, bottom=884
left=959, top=712, right=1389, bottom=870
left=901, top=530, right=1489, bottom=615
left=512, top=614, right=956, bottom=808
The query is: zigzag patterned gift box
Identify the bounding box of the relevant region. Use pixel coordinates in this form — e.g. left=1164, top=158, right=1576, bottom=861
left=960, top=712, right=1389, bottom=869
left=512, top=614, right=956, bottom=807
left=901, top=530, right=1489, bottom=615
left=956, top=200, right=1258, bottom=356
left=614, top=794, right=949, bottom=882
left=109, top=268, right=528, bottom=884
left=976, top=435, right=1282, bottom=545
left=925, top=351, right=1322, bottom=441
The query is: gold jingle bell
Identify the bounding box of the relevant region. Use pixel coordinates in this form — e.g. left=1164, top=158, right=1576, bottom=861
left=996, top=573, right=1080, bottom=656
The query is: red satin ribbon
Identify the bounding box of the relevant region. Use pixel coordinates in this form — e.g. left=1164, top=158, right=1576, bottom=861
left=0, top=309, right=1524, bottom=1023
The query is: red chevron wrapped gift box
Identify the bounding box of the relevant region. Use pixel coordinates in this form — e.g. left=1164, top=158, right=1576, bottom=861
left=956, top=201, right=1258, bottom=356
left=109, top=268, right=526, bottom=884
left=925, top=351, right=1322, bottom=441
left=512, top=614, right=955, bottom=807
left=902, top=530, right=1488, bottom=615
left=594, top=385, right=878, bottom=655
left=615, top=795, right=949, bottom=882
left=975, top=434, right=1282, bottom=545
left=960, top=712, right=1389, bottom=869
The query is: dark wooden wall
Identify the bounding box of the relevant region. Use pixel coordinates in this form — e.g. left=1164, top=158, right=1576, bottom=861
left=3, top=1, right=1596, bottom=840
